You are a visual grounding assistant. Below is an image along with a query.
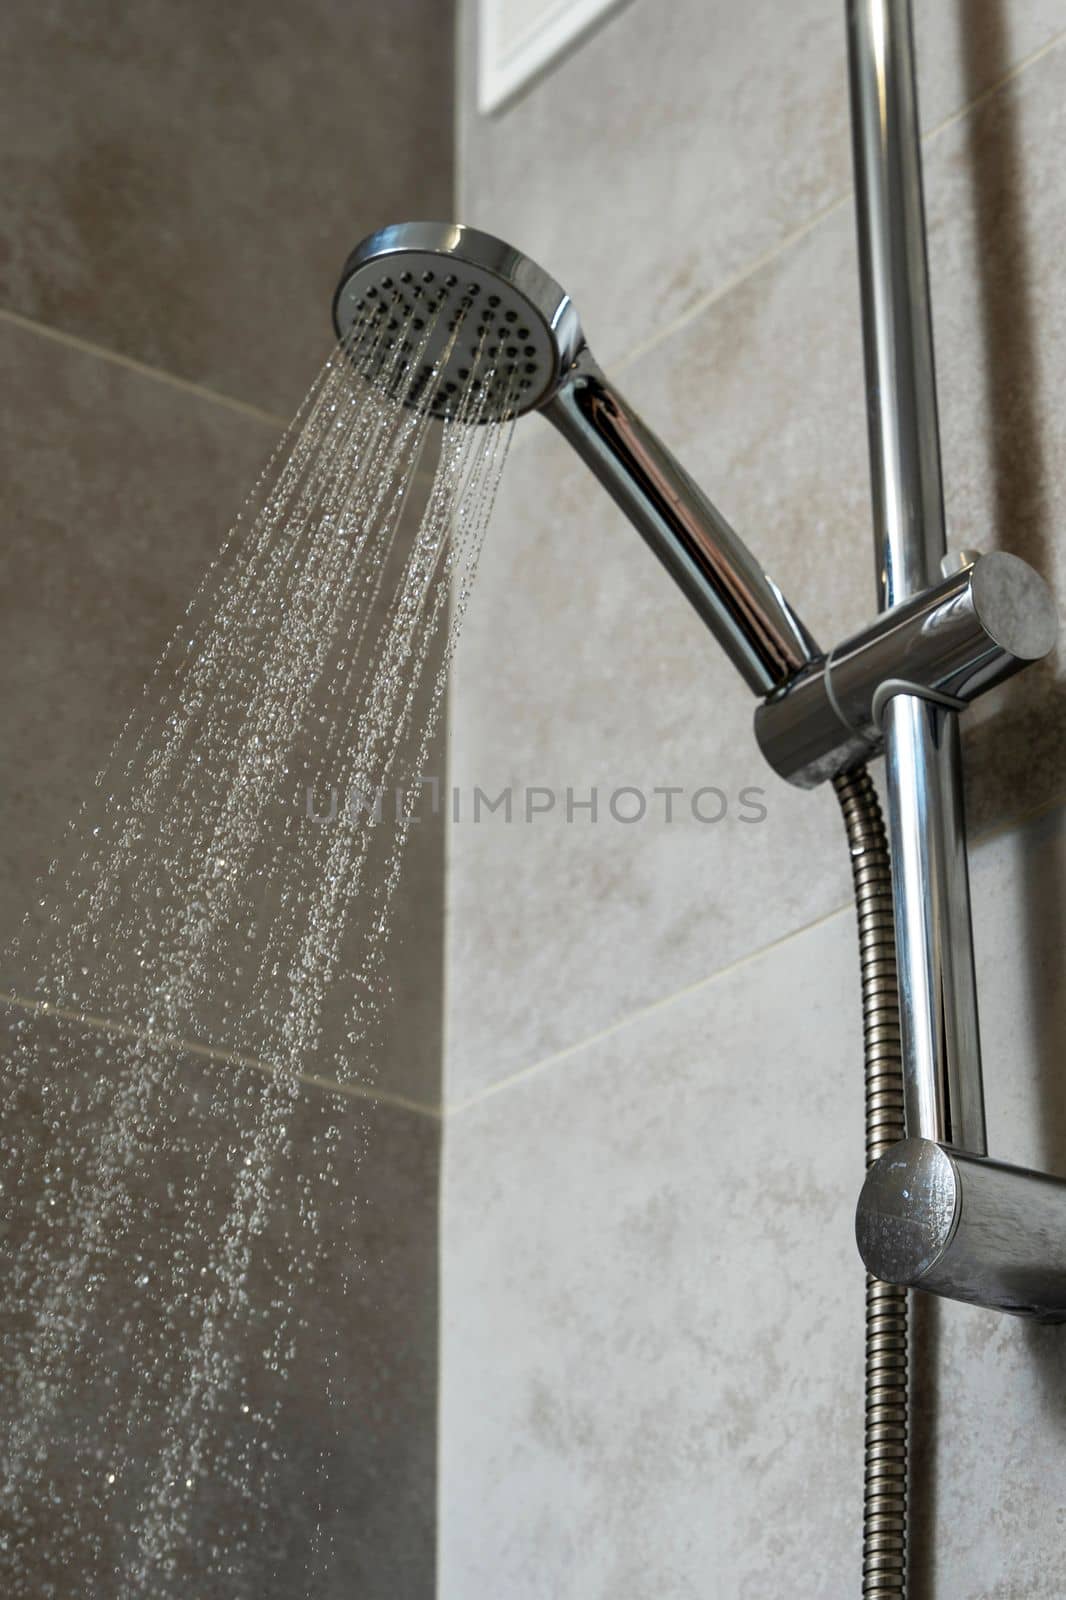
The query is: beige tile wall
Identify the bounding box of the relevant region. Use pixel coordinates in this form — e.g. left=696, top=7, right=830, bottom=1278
left=443, top=2, right=1066, bottom=1593
left=1, top=3, right=454, bottom=1593
left=447, top=3, right=1066, bottom=1101
left=442, top=805, right=1066, bottom=1599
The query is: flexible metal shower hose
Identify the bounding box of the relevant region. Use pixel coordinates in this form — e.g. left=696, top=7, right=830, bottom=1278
left=833, top=767, right=909, bottom=1598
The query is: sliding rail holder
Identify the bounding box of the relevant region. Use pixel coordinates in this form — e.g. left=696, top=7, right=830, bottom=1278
left=749, top=0, right=1066, bottom=1317
left=754, top=551, right=1058, bottom=790
left=791, top=0, right=1066, bottom=1323
left=752, top=545, right=1066, bottom=1318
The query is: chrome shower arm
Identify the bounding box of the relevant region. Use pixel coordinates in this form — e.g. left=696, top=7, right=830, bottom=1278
left=544, top=349, right=818, bottom=696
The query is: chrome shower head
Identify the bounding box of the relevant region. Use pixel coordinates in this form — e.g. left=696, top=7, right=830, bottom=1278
left=332, top=221, right=585, bottom=421
left=332, top=221, right=817, bottom=696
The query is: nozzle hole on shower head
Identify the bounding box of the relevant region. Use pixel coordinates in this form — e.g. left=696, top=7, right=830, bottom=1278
left=332, top=222, right=586, bottom=422
left=337, top=261, right=547, bottom=421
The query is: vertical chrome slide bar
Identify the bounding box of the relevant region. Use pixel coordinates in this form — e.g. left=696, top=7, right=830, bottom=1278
left=846, top=0, right=987, bottom=1153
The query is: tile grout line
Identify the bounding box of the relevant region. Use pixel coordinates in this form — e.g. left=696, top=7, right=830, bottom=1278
left=922, top=24, right=1066, bottom=143
left=445, top=898, right=856, bottom=1119
left=612, top=191, right=852, bottom=380
left=443, top=784, right=1066, bottom=1120
left=0, top=990, right=442, bottom=1121
left=0, top=307, right=290, bottom=430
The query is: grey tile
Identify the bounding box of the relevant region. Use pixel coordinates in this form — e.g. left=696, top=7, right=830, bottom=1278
left=0, top=318, right=278, bottom=945
left=1, top=0, right=455, bottom=416
left=0, top=1006, right=439, bottom=1598
left=0, top=319, right=444, bottom=1108
left=445, top=40, right=1066, bottom=1100
left=457, top=0, right=1064, bottom=371
left=439, top=803, right=1066, bottom=1600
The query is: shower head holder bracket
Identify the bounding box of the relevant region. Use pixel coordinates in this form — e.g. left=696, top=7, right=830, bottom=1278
left=753, top=550, right=1058, bottom=788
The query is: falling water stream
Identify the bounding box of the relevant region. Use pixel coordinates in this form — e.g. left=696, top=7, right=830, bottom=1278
left=0, top=295, right=518, bottom=1593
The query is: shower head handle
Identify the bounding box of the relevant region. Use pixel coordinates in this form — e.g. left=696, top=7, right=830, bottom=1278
left=333, top=222, right=818, bottom=695
left=544, top=350, right=819, bottom=695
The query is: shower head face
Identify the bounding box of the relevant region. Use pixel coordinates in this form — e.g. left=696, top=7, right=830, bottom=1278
left=332, top=221, right=585, bottom=421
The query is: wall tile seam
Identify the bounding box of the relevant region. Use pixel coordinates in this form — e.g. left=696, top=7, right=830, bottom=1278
left=480, top=24, right=1066, bottom=472
left=442, top=785, right=1066, bottom=1118
left=0, top=990, right=443, bottom=1121
left=443, top=897, right=855, bottom=1119
left=0, top=307, right=288, bottom=432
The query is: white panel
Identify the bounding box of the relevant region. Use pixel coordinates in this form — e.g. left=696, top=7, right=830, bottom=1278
left=477, top=0, right=631, bottom=114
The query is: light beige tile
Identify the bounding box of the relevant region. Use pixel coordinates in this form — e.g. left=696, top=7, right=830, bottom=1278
left=444, top=401, right=854, bottom=1099
left=440, top=803, right=1066, bottom=1600
left=1, top=0, right=455, bottom=415
left=442, top=911, right=867, bottom=1598
left=458, top=0, right=1065, bottom=371
left=446, top=40, right=1066, bottom=1100
left=915, top=1298, right=1066, bottom=1598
